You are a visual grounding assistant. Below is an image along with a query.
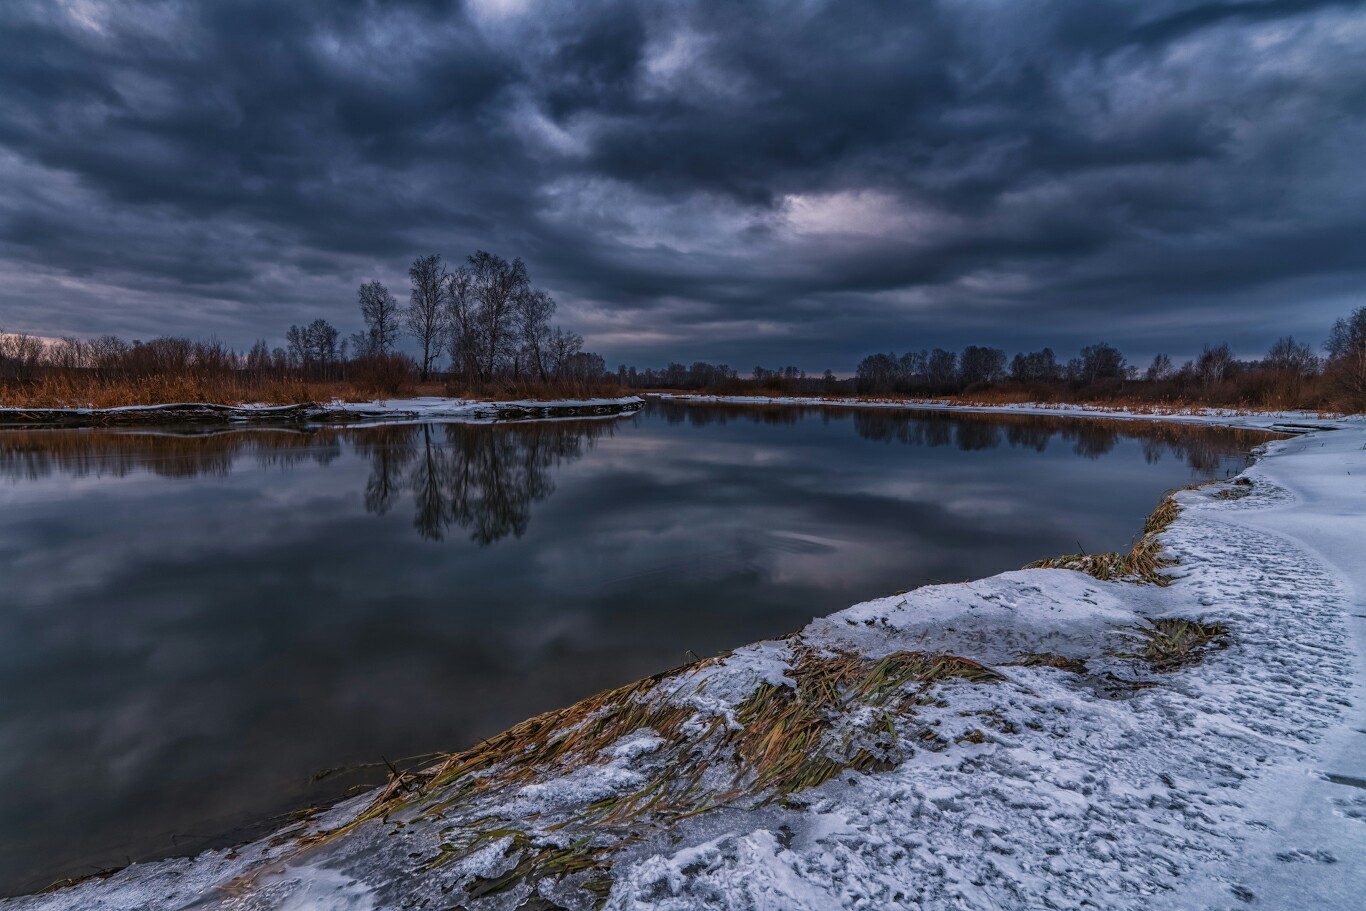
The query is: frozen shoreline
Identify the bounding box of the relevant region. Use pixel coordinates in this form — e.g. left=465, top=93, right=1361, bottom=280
left=651, top=392, right=1343, bottom=435
left=0, top=396, right=645, bottom=428
left=9, top=409, right=1365, bottom=910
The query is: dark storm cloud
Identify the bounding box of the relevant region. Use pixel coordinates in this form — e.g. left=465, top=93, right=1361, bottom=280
left=0, top=0, right=1363, bottom=367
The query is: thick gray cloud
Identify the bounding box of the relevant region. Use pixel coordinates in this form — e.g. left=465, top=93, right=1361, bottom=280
left=0, top=0, right=1363, bottom=368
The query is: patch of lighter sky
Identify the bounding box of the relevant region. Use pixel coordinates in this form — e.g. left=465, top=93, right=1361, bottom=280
left=537, top=177, right=773, bottom=256
left=465, top=0, right=532, bottom=25
left=638, top=25, right=755, bottom=105
left=507, top=90, right=592, bottom=159
left=54, top=0, right=107, bottom=34
left=781, top=190, right=952, bottom=239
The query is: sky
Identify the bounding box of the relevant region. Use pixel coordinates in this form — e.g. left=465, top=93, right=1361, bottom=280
left=1, top=0, right=1364, bottom=372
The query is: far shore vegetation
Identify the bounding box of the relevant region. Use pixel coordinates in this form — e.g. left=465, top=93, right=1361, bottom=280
left=2, top=251, right=1364, bottom=413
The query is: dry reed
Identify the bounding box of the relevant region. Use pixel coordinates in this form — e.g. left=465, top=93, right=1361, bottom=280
left=1025, top=488, right=1188, bottom=585
left=291, top=644, right=1005, bottom=904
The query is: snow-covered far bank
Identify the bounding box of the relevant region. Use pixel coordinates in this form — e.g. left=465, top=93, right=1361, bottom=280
left=9, top=421, right=1366, bottom=910
left=0, top=396, right=645, bottom=428
left=651, top=393, right=1352, bottom=435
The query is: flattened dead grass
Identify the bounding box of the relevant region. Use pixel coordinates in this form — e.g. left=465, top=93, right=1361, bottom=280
left=1025, top=487, right=1190, bottom=585
left=1117, top=618, right=1229, bottom=672
left=303, top=645, right=1004, bottom=905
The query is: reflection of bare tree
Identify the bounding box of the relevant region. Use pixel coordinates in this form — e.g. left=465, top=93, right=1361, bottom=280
left=411, top=426, right=456, bottom=541
left=1004, top=422, right=1051, bottom=452
left=846, top=409, right=1273, bottom=473
left=355, top=420, right=615, bottom=545
left=0, top=422, right=614, bottom=546
left=653, top=401, right=801, bottom=427
left=351, top=426, right=420, bottom=516
left=954, top=421, right=1001, bottom=452
left=0, top=428, right=340, bottom=481
left=1066, top=424, right=1120, bottom=459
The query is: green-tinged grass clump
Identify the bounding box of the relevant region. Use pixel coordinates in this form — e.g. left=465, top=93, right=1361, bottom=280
left=1117, top=618, right=1229, bottom=672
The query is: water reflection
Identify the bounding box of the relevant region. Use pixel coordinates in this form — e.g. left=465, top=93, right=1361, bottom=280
left=652, top=401, right=1272, bottom=474
left=0, top=428, right=341, bottom=480
left=0, top=408, right=1266, bottom=495
left=0, top=420, right=616, bottom=546
left=0, top=404, right=1277, bottom=895
left=354, top=422, right=614, bottom=544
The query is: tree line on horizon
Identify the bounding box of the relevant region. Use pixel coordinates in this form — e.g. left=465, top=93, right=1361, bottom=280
left=0, top=251, right=612, bottom=401
left=839, top=309, right=1366, bottom=410
left=2, top=282, right=1364, bottom=410
left=255, top=251, right=608, bottom=388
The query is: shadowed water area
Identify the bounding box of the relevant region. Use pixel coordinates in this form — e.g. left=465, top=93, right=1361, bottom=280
left=0, top=401, right=1277, bottom=894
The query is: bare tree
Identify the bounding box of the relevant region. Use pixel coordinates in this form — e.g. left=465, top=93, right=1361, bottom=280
left=1265, top=336, right=1318, bottom=376
left=1194, top=342, right=1236, bottom=386
left=545, top=326, right=584, bottom=378
left=516, top=288, right=556, bottom=381
left=286, top=319, right=340, bottom=376
left=1325, top=306, right=1366, bottom=406
left=855, top=353, right=899, bottom=393
left=445, top=265, right=480, bottom=380
left=925, top=348, right=957, bottom=389
left=246, top=339, right=272, bottom=374
left=407, top=255, right=447, bottom=381
left=0, top=330, right=46, bottom=380
left=1145, top=353, right=1174, bottom=382
left=959, top=345, right=1007, bottom=386
left=1075, top=342, right=1126, bottom=383
left=468, top=251, right=529, bottom=381
left=358, top=280, right=402, bottom=356
left=1011, top=348, right=1060, bottom=383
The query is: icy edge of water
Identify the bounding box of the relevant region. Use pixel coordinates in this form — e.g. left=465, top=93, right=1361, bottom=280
left=0, top=397, right=645, bottom=427
left=654, top=393, right=1351, bottom=434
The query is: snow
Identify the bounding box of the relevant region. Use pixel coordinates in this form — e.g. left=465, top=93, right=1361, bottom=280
left=316, top=395, right=645, bottom=420
left=9, top=411, right=1365, bottom=910
left=0, top=396, right=645, bottom=426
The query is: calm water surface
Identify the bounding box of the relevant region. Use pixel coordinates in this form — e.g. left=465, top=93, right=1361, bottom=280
left=0, top=402, right=1274, bottom=893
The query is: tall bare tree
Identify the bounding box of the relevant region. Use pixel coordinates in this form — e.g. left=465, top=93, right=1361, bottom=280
left=445, top=265, right=480, bottom=380
left=545, top=326, right=584, bottom=378
left=357, top=279, right=402, bottom=356
left=516, top=288, right=556, bottom=381
left=1265, top=336, right=1318, bottom=376
left=407, top=254, right=447, bottom=380
left=468, top=251, right=529, bottom=381
left=1325, top=306, right=1366, bottom=406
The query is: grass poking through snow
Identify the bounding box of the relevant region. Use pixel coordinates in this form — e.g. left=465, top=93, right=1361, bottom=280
left=294, top=644, right=1006, bottom=907
left=1024, top=487, right=1190, bottom=585
left=1117, top=618, right=1229, bottom=672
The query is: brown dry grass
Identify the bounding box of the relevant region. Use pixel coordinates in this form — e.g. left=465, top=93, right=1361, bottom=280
left=1025, top=488, right=1187, bottom=585
left=0, top=374, right=370, bottom=409
left=287, top=644, right=1004, bottom=903
left=0, top=373, right=629, bottom=410
left=1117, top=618, right=1229, bottom=671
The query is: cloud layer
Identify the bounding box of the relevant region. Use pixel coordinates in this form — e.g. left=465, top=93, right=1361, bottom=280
left=1, top=0, right=1363, bottom=367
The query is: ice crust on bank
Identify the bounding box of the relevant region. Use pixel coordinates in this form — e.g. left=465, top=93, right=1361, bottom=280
left=0, top=396, right=645, bottom=426
left=10, top=417, right=1365, bottom=911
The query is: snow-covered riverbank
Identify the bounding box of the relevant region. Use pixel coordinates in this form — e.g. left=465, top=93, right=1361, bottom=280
left=0, top=396, right=644, bottom=427
left=10, top=415, right=1364, bottom=910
